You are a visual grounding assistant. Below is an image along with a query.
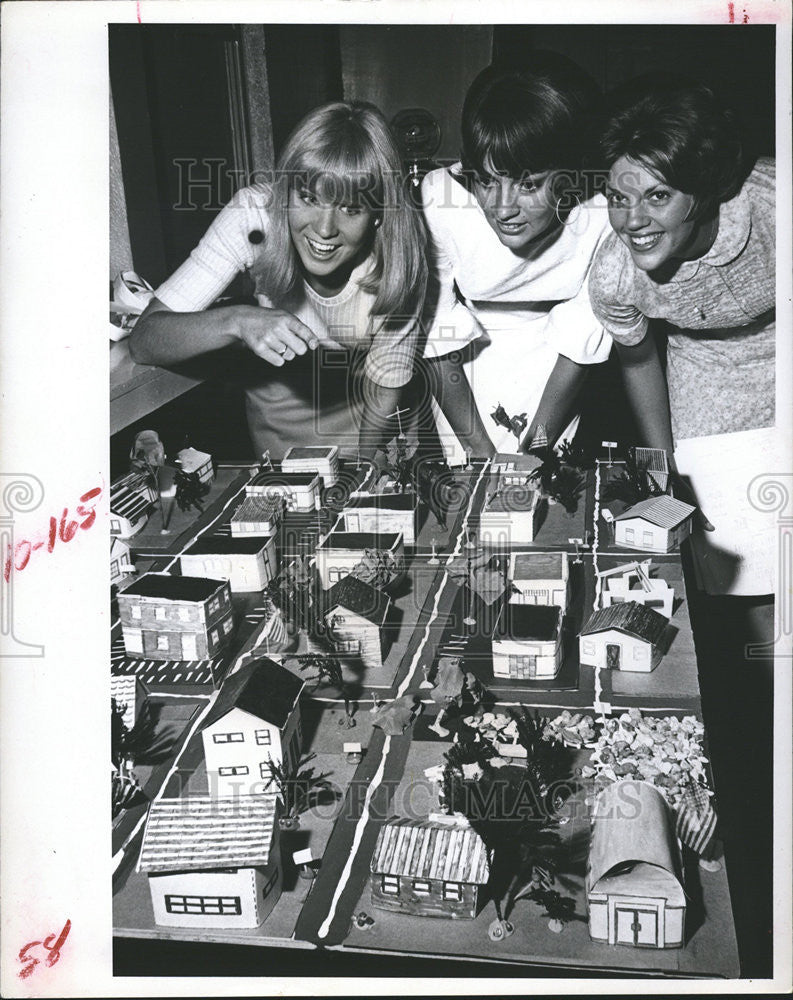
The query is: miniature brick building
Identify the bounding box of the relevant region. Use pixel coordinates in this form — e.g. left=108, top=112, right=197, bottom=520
left=323, top=575, right=391, bottom=670
left=118, top=573, right=233, bottom=661
left=340, top=492, right=418, bottom=545
left=281, top=444, right=340, bottom=487
left=491, top=602, right=563, bottom=680
left=477, top=481, right=543, bottom=547
left=369, top=815, right=489, bottom=919
left=200, top=657, right=305, bottom=796
left=509, top=551, right=569, bottom=611
left=138, top=793, right=281, bottom=930
left=612, top=496, right=695, bottom=553
left=587, top=780, right=685, bottom=948
left=314, top=530, right=405, bottom=590
left=579, top=601, right=668, bottom=673
left=180, top=534, right=278, bottom=593
left=246, top=470, right=321, bottom=513
left=230, top=495, right=284, bottom=537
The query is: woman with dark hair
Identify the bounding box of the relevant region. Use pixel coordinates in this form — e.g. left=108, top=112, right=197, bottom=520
left=130, top=101, right=426, bottom=461
left=420, top=54, right=613, bottom=463
left=589, top=75, right=777, bottom=597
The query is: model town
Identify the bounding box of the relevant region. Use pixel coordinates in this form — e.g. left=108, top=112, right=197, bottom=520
left=112, top=428, right=729, bottom=965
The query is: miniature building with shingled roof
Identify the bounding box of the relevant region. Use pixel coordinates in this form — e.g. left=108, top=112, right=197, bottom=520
left=314, top=529, right=405, bottom=590
left=579, top=600, right=668, bottom=673
left=322, top=575, right=391, bottom=670
left=230, top=495, right=284, bottom=537
left=613, top=495, right=695, bottom=553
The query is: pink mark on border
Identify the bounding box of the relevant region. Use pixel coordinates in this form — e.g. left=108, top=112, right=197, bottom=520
left=136, top=1, right=142, bottom=23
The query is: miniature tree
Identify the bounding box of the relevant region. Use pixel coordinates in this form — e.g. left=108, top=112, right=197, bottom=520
left=528, top=447, right=585, bottom=514
left=174, top=469, right=209, bottom=514
left=129, top=429, right=168, bottom=527
left=602, top=451, right=665, bottom=506
left=294, top=652, right=358, bottom=727
left=111, top=698, right=177, bottom=819
left=349, top=547, right=400, bottom=590
left=262, top=753, right=339, bottom=830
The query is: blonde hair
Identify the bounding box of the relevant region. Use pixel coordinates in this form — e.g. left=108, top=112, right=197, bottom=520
left=252, top=101, right=426, bottom=319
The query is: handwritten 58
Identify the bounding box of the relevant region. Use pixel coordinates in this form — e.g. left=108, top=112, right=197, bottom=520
left=17, top=919, right=71, bottom=979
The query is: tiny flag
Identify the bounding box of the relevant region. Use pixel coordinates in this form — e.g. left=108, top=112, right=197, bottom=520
left=675, top=781, right=718, bottom=858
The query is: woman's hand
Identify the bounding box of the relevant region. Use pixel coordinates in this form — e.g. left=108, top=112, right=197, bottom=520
left=224, top=305, right=342, bottom=367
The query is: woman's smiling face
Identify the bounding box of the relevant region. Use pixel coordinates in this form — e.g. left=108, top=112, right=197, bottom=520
left=472, top=159, right=557, bottom=254
left=606, top=156, right=700, bottom=272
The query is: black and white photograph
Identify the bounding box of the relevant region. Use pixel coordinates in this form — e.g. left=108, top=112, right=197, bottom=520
left=1, top=2, right=791, bottom=995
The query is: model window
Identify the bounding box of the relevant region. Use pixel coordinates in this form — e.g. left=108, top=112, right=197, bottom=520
left=219, top=765, right=249, bottom=776
left=642, top=531, right=654, bottom=546
left=610, top=596, right=625, bottom=604
left=131, top=605, right=142, bottom=619
left=329, top=569, right=341, bottom=583
left=156, top=635, right=169, bottom=651
left=165, top=894, right=241, bottom=916
left=260, top=761, right=275, bottom=781
left=381, top=874, right=399, bottom=895
left=646, top=599, right=664, bottom=610
left=413, top=879, right=431, bottom=896
left=111, top=559, right=119, bottom=577
left=213, top=732, right=244, bottom=743
left=625, top=528, right=635, bottom=542
left=179, top=607, right=191, bottom=622
left=124, top=629, right=143, bottom=653
left=582, top=639, right=595, bottom=655
left=111, top=518, right=121, bottom=533
left=442, top=882, right=462, bottom=901
left=223, top=618, right=234, bottom=635
left=209, top=597, right=220, bottom=614
left=155, top=607, right=166, bottom=620
left=262, top=867, right=278, bottom=898
left=255, top=730, right=271, bottom=745
left=210, top=629, right=219, bottom=645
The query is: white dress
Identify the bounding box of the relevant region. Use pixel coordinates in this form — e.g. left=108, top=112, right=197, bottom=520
left=421, top=165, right=613, bottom=465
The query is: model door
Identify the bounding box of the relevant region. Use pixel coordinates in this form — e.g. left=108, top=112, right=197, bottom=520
left=346, top=513, right=361, bottom=532
left=182, top=633, right=198, bottom=660
left=615, top=906, right=658, bottom=946
left=606, top=643, right=621, bottom=669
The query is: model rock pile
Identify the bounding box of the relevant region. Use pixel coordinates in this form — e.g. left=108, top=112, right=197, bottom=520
left=542, top=711, right=597, bottom=748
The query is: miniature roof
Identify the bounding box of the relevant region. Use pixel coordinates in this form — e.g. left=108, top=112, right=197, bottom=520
left=248, top=471, right=320, bottom=487
left=493, top=453, right=538, bottom=472
left=184, top=535, right=273, bottom=556
left=120, top=573, right=226, bottom=602
left=110, top=473, right=152, bottom=518
left=111, top=674, right=139, bottom=729
left=485, top=484, right=538, bottom=512
left=231, top=496, right=283, bottom=522
left=371, top=816, right=489, bottom=885
left=614, top=495, right=695, bottom=528
left=283, top=445, right=338, bottom=460
left=345, top=493, right=415, bottom=511
left=137, top=794, right=277, bottom=873
left=176, top=447, right=212, bottom=473
left=511, top=552, right=565, bottom=579
left=325, top=575, right=390, bottom=626
left=199, top=656, right=304, bottom=732
left=588, top=780, right=682, bottom=892
left=633, top=447, right=669, bottom=472
left=493, top=603, right=561, bottom=642
left=580, top=600, right=667, bottom=645
left=317, top=530, right=402, bottom=551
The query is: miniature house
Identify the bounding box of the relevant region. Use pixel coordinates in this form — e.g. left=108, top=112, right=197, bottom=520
left=612, top=496, right=695, bottom=553
left=370, top=815, right=490, bottom=919
left=632, top=447, right=670, bottom=493
left=138, top=794, right=281, bottom=930
left=110, top=536, right=135, bottom=588
left=491, top=602, right=563, bottom=680
left=200, top=657, right=305, bottom=797
left=180, top=535, right=278, bottom=593
left=598, top=561, right=674, bottom=619
left=230, top=496, right=284, bottom=537
left=110, top=673, right=148, bottom=730
left=246, top=470, right=321, bottom=512
left=314, top=530, right=405, bottom=590
left=323, top=575, right=391, bottom=670
left=509, top=551, right=569, bottom=611
left=281, top=444, right=340, bottom=487
left=579, top=601, right=668, bottom=673
left=278, top=507, right=334, bottom=559
left=477, top=481, right=543, bottom=547
left=492, top=452, right=539, bottom=484
left=176, top=446, right=215, bottom=486
left=587, top=781, right=685, bottom=948
left=118, top=573, right=234, bottom=661
left=110, top=471, right=156, bottom=538
left=340, top=492, right=418, bottom=545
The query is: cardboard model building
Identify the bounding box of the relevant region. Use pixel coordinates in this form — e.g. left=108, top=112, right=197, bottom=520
left=138, top=793, right=281, bottom=930
left=110, top=673, right=148, bottom=730
left=118, top=573, right=234, bottom=662
left=176, top=447, right=215, bottom=486
left=612, top=496, right=695, bottom=553
left=598, top=560, right=674, bottom=619
left=370, top=815, right=490, bottom=919
left=509, top=551, right=569, bottom=611
left=281, top=444, right=340, bottom=487
left=579, top=601, right=668, bottom=673
left=587, top=780, right=685, bottom=948
left=246, top=470, right=321, bottom=513
left=491, top=602, right=563, bottom=680
left=180, top=534, right=278, bottom=593
left=200, top=657, right=305, bottom=796
left=230, top=495, right=285, bottom=537
left=110, top=470, right=156, bottom=538
left=478, top=479, right=543, bottom=546
left=322, top=575, right=391, bottom=670
left=314, top=529, right=405, bottom=590
left=492, top=452, right=539, bottom=483
left=340, top=492, right=418, bottom=545
left=632, top=447, right=670, bottom=492
left=110, top=535, right=135, bottom=588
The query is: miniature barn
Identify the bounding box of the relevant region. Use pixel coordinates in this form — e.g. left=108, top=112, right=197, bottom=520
left=117, top=573, right=234, bottom=661
left=632, top=447, right=670, bottom=492
left=369, top=815, right=490, bottom=918
left=110, top=535, right=135, bottom=588
left=180, top=534, right=278, bottom=593
left=245, top=470, right=321, bottom=512
left=491, top=602, right=563, bottom=680
left=322, top=574, right=391, bottom=670
left=579, top=601, right=668, bottom=673
left=509, top=551, right=569, bottom=611
left=314, top=529, right=405, bottom=590
left=477, top=480, right=543, bottom=546
left=587, top=780, right=685, bottom=948
left=200, top=657, right=305, bottom=796
left=176, top=446, right=214, bottom=485
left=138, top=793, right=281, bottom=930
left=612, top=495, right=695, bottom=553
left=281, top=444, right=340, bottom=487
left=230, top=495, right=285, bottom=537
left=110, top=470, right=156, bottom=538
left=598, top=561, right=674, bottom=619
left=340, top=492, right=418, bottom=545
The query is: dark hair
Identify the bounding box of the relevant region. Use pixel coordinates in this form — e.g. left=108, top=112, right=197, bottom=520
left=461, top=51, right=599, bottom=181
left=597, top=75, right=747, bottom=219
